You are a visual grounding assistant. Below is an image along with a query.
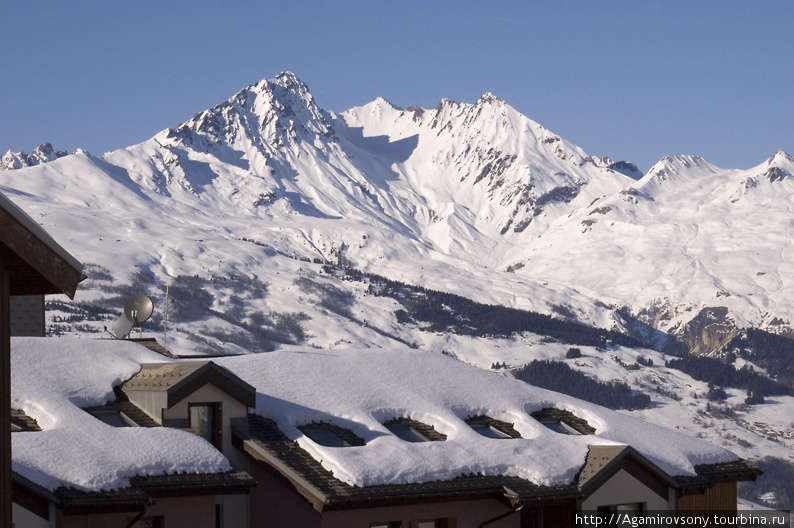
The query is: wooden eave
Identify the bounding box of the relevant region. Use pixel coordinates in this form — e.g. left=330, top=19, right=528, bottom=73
left=12, top=472, right=61, bottom=515
left=0, top=193, right=84, bottom=298
left=56, top=490, right=150, bottom=516
left=243, top=437, right=329, bottom=511
left=17, top=472, right=255, bottom=517
left=129, top=472, right=256, bottom=498
left=694, top=459, right=762, bottom=483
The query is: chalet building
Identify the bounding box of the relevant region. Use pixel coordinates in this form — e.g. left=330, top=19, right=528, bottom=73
left=10, top=339, right=257, bottom=528
left=231, top=410, right=759, bottom=528
left=218, top=349, right=761, bottom=528
left=10, top=338, right=760, bottom=528
left=120, top=361, right=257, bottom=472
left=1, top=190, right=84, bottom=527
left=11, top=338, right=761, bottom=528
left=0, top=163, right=764, bottom=528
left=2, top=193, right=760, bottom=528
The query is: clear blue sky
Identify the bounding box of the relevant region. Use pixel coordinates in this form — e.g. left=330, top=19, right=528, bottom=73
left=2, top=1, right=791, bottom=171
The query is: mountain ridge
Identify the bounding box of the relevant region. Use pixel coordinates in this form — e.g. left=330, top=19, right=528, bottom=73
left=2, top=71, right=793, bottom=350
left=3, top=71, right=793, bottom=509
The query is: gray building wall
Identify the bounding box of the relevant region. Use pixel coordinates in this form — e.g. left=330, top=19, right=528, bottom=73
left=10, top=296, right=45, bottom=337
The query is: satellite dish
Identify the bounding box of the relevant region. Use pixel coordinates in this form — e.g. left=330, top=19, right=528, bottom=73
left=111, top=314, right=135, bottom=340
left=124, top=294, right=154, bottom=324
left=109, top=294, right=154, bottom=339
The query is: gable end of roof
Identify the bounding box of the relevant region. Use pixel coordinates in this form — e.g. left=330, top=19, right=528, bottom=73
left=577, top=445, right=678, bottom=501
left=122, top=361, right=256, bottom=409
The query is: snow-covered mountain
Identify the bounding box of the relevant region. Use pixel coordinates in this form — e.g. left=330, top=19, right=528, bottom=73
left=507, top=150, right=794, bottom=344
left=1, top=142, right=68, bottom=170
left=3, top=72, right=794, bottom=506
left=3, top=72, right=793, bottom=349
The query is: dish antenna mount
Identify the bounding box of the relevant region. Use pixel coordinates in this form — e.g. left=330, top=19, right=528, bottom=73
left=110, top=294, right=154, bottom=339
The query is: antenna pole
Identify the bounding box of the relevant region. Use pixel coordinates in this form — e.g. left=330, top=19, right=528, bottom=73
left=132, top=310, right=141, bottom=339
left=163, top=283, right=170, bottom=350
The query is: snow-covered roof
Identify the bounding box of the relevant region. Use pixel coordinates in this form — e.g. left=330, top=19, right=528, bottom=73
left=215, top=347, right=739, bottom=487
left=10, top=337, right=740, bottom=493
left=0, top=190, right=84, bottom=280
left=10, top=337, right=230, bottom=492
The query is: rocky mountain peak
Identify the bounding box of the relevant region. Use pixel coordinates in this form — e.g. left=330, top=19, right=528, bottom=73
left=476, top=92, right=504, bottom=106
left=1, top=142, right=68, bottom=171
left=644, top=154, right=719, bottom=183
left=271, top=70, right=305, bottom=89
left=161, top=72, right=333, bottom=152
left=761, top=150, right=793, bottom=183
left=767, top=149, right=793, bottom=166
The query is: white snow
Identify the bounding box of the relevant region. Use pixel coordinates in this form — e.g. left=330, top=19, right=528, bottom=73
left=11, top=337, right=230, bottom=491
left=216, top=347, right=737, bottom=487
left=737, top=498, right=775, bottom=511
left=2, top=71, right=792, bottom=491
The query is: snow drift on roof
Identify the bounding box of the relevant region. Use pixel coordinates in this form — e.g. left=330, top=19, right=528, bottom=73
left=216, top=347, right=738, bottom=487
left=11, top=337, right=230, bottom=492
left=10, top=337, right=739, bottom=491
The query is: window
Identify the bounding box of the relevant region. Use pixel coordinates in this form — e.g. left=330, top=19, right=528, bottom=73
left=597, top=504, right=645, bottom=526
left=472, top=425, right=512, bottom=438
left=303, top=428, right=351, bottom=447
left=191, top=405, right=213, bottom=439
left=383, top=418, right=447, bottom=442
left=387, top=424, right=430, bottom=442
left=530, top=408, right=596, bottom=435
left=465, top=415, right=521, bottom=439
left=541, top=420, right=582, bottom=435
left=189, top=402, right=223, bottom=449
left=298, top=422, right=365, bottom=447
left=89, top=410, right=137, bottom=427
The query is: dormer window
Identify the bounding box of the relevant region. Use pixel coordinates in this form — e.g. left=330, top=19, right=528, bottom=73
left=189, top=402, right=222, bottom=449
left=541, top=420, right=581, bottom=435
left=530, top=408, right=596, bottom=435
left=303, top=429, right=351, bottom=447
left=89, top=409, right=137, bottom=428
left=465, top=415, right=522, bottom=439
left=473, top=425, right=511, bottom=439
left=298, top=422, right=365, bottom=448
left=120, top=360, right=256, bottom=469
left=383, top=418, right=446, bottom=443
left=388, top=424, right=430, bottom=443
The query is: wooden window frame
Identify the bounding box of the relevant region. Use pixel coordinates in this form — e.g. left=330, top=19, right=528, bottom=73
left=188, top=402, right=223, bottom=450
